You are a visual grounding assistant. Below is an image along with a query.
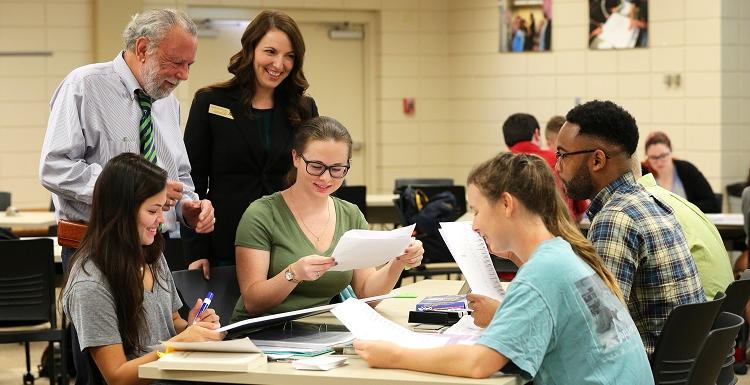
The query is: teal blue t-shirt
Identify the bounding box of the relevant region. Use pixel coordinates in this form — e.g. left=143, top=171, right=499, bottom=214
left=478, top=237, right=653, bottom=385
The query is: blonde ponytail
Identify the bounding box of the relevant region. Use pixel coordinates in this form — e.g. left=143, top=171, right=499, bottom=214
left=468, top=152, right=624, bottom=302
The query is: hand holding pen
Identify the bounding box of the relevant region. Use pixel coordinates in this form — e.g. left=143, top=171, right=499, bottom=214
left=192, top=291, right=213, bottom=325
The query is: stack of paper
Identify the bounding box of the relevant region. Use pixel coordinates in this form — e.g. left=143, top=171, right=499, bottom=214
left=292, top=356, right=347, bottom=371
left=251, top=329, right=354, bottom=358
left=330, top=224, right=416, bottom=271
left=438, top=222, right=505, bottom=302
left=155, top=338, right=266, bottom=372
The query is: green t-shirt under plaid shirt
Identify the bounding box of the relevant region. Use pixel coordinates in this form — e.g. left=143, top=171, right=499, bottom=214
left=586, top=172, right=705, bottom=355
left=231, top=192, right=368, bottom=322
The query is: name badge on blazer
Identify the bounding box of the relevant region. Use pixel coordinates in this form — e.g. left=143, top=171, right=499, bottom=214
left=208, top=104, right=234, bottom=120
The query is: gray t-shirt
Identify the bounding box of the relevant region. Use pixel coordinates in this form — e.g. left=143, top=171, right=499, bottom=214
left=62, top=255, right=183, bottom=358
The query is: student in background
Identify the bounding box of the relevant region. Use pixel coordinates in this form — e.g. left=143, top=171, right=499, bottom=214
left=231, top=116, right=423, bottom=322
left=632, top=155, right=733, bottom=301
left=184, top=10, right=318, bottom=277
left=62, top=153, right=222, bottom=385
left=641, top=131, right=720, bottom=213
left=355, top=152, right=652, bottom=384
left=544, top=115, right=565, bottom=150
left=555, top=100, right=704, bottom=354
left=502, top=113, right=588, bottom=221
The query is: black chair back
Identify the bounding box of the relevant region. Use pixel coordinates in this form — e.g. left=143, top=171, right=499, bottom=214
left=172, top=265, right=240, bottom=324
left=720, top=278, right=750, bottom=317
left=651, top=293, right=725, bottom=384
left=0, top=191, right=10, bottom=211
left=333, top=185, right=367, bottom=218
left=0, top=238, right=67, bottom=385
left=687, top=312, right=744, bottom=385
left=0, top=239, right=56, bottom=324
left=717, top=278, right=750, bottom=385
left=393, top=178, right=453, bottom=193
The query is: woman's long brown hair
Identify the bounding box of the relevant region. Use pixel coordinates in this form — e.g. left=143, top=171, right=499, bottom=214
left=467, top=152, right=624, bottom=302
left=199, top=10, right=311, bottom=126
left=62, top=153, right=168, bottom=355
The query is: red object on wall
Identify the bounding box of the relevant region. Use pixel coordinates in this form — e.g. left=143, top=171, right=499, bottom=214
left=402, top=97, right=415, bottom=115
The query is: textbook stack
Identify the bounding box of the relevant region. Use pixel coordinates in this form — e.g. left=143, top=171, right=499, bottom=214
left=415, top=295, right=467, bottom=312
left=153, top=338, right=267, bottom=373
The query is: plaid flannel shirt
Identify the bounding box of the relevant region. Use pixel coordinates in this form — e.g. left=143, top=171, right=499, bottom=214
left=587, top=172, right=705, bottom=354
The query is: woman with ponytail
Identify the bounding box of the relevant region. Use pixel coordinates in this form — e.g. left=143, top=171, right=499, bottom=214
left=354, top=152, right=652, bottom=384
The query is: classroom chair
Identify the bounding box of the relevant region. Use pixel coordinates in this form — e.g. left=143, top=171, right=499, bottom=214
left=172, top=265, right=241, bottom=324
left=0, top=238, right=68, bottom=385
left=687, top=312, right=744, bottom=385
left=718, top=278, right=750, bottom=380
left=333, top=185, right=367, bottom=218
left=651, top=292, right=725, bottom=385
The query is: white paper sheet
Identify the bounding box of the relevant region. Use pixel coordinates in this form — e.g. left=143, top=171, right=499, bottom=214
left=330, top=298, right=451, bottom=349
left=444, top=315, right=484, bottom=337
left=705, top=213, right=743, bottom=226
left=217, top=292, right=397, bottom=333
left=438, top=222, right=505, bottom=302
left=329, top=224, right=416, bottom=271
left=292, top=356, right=347, bottom=371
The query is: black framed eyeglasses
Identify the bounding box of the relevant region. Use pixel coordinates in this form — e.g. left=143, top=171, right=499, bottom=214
left=299, top=154, right=350, bottom=178
left=555, top=149, right=609, bottom=161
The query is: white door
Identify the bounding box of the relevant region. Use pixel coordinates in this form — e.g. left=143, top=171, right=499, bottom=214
left=296, top=22, right=366, bottom=185
left=188, top=17, right=367, bottom=186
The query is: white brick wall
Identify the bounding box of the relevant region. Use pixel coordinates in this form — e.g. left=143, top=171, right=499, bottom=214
left=3, top=0, right=749, bottom=208
left=0, top=0, right=93, bottom=208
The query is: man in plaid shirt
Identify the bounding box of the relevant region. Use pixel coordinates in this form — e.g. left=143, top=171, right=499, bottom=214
left=555, top=100, right=705, bottom=354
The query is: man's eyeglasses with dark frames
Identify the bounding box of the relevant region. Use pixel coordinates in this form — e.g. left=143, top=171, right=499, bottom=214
left=299, top=154, right=350, bottom=178
left=555, top=149, right=610, bottom=161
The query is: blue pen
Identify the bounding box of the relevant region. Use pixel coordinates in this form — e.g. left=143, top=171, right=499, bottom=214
left=192, top=291, right=214, bottom=325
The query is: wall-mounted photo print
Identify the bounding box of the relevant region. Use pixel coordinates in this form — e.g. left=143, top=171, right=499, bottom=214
left=498, top=0, right=552, bottom=53
left=589, top=0, right=648, bottom=49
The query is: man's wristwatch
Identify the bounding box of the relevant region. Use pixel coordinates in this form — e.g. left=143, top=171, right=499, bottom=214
left=285, top=266, right=301, bottom=283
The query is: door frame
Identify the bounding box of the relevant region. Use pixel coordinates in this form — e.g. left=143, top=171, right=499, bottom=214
left=283, top=9, right=378, bottom=191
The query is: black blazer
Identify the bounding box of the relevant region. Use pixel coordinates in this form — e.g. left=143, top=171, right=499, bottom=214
left=183, top=86, right=318, bottom=265
left=673, top=159, right=720, bottom=213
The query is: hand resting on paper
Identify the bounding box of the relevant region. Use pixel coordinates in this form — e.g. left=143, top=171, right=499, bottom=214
left=291, top=255, right=337, bottom=281
left=394, top=239, right=424, bottom=268
left=466, top=293, right=500, bottom=328
left=354, top=339, right=401, bottom=369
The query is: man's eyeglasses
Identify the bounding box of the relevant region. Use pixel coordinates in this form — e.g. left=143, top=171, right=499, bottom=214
left=555, top=149, right=609, bottom=161
left=299, top=154, right=350, bottom=178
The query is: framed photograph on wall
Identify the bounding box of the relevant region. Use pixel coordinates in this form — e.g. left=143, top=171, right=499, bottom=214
left=498, top=0, right=552, bottom=53
left=589, top=0, right=648, bottom=49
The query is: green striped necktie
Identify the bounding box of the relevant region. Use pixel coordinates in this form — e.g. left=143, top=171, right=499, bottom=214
left=135, top=89, right=157, bottom=163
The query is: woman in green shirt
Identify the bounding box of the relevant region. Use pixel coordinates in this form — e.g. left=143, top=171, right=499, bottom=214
left=232, top=116, right=424, bottom=321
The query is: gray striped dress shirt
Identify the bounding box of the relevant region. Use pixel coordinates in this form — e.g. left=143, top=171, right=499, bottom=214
left=39, top=52, right=198, bottom=233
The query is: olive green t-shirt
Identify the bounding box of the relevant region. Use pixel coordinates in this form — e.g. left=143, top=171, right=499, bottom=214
left=231, top=192, right=368, bottom=322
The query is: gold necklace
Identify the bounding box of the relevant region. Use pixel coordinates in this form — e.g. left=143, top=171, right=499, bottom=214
left=288, top=192, right=332, bottom=244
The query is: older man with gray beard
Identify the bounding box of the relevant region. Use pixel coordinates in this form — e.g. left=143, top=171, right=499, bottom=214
left=39, top=9, right=214, bottom=383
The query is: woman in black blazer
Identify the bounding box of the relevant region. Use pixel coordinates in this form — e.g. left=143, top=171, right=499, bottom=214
left=184, top=10, right=318, bottom=276
left=641, top=131, right=720, bottom=213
